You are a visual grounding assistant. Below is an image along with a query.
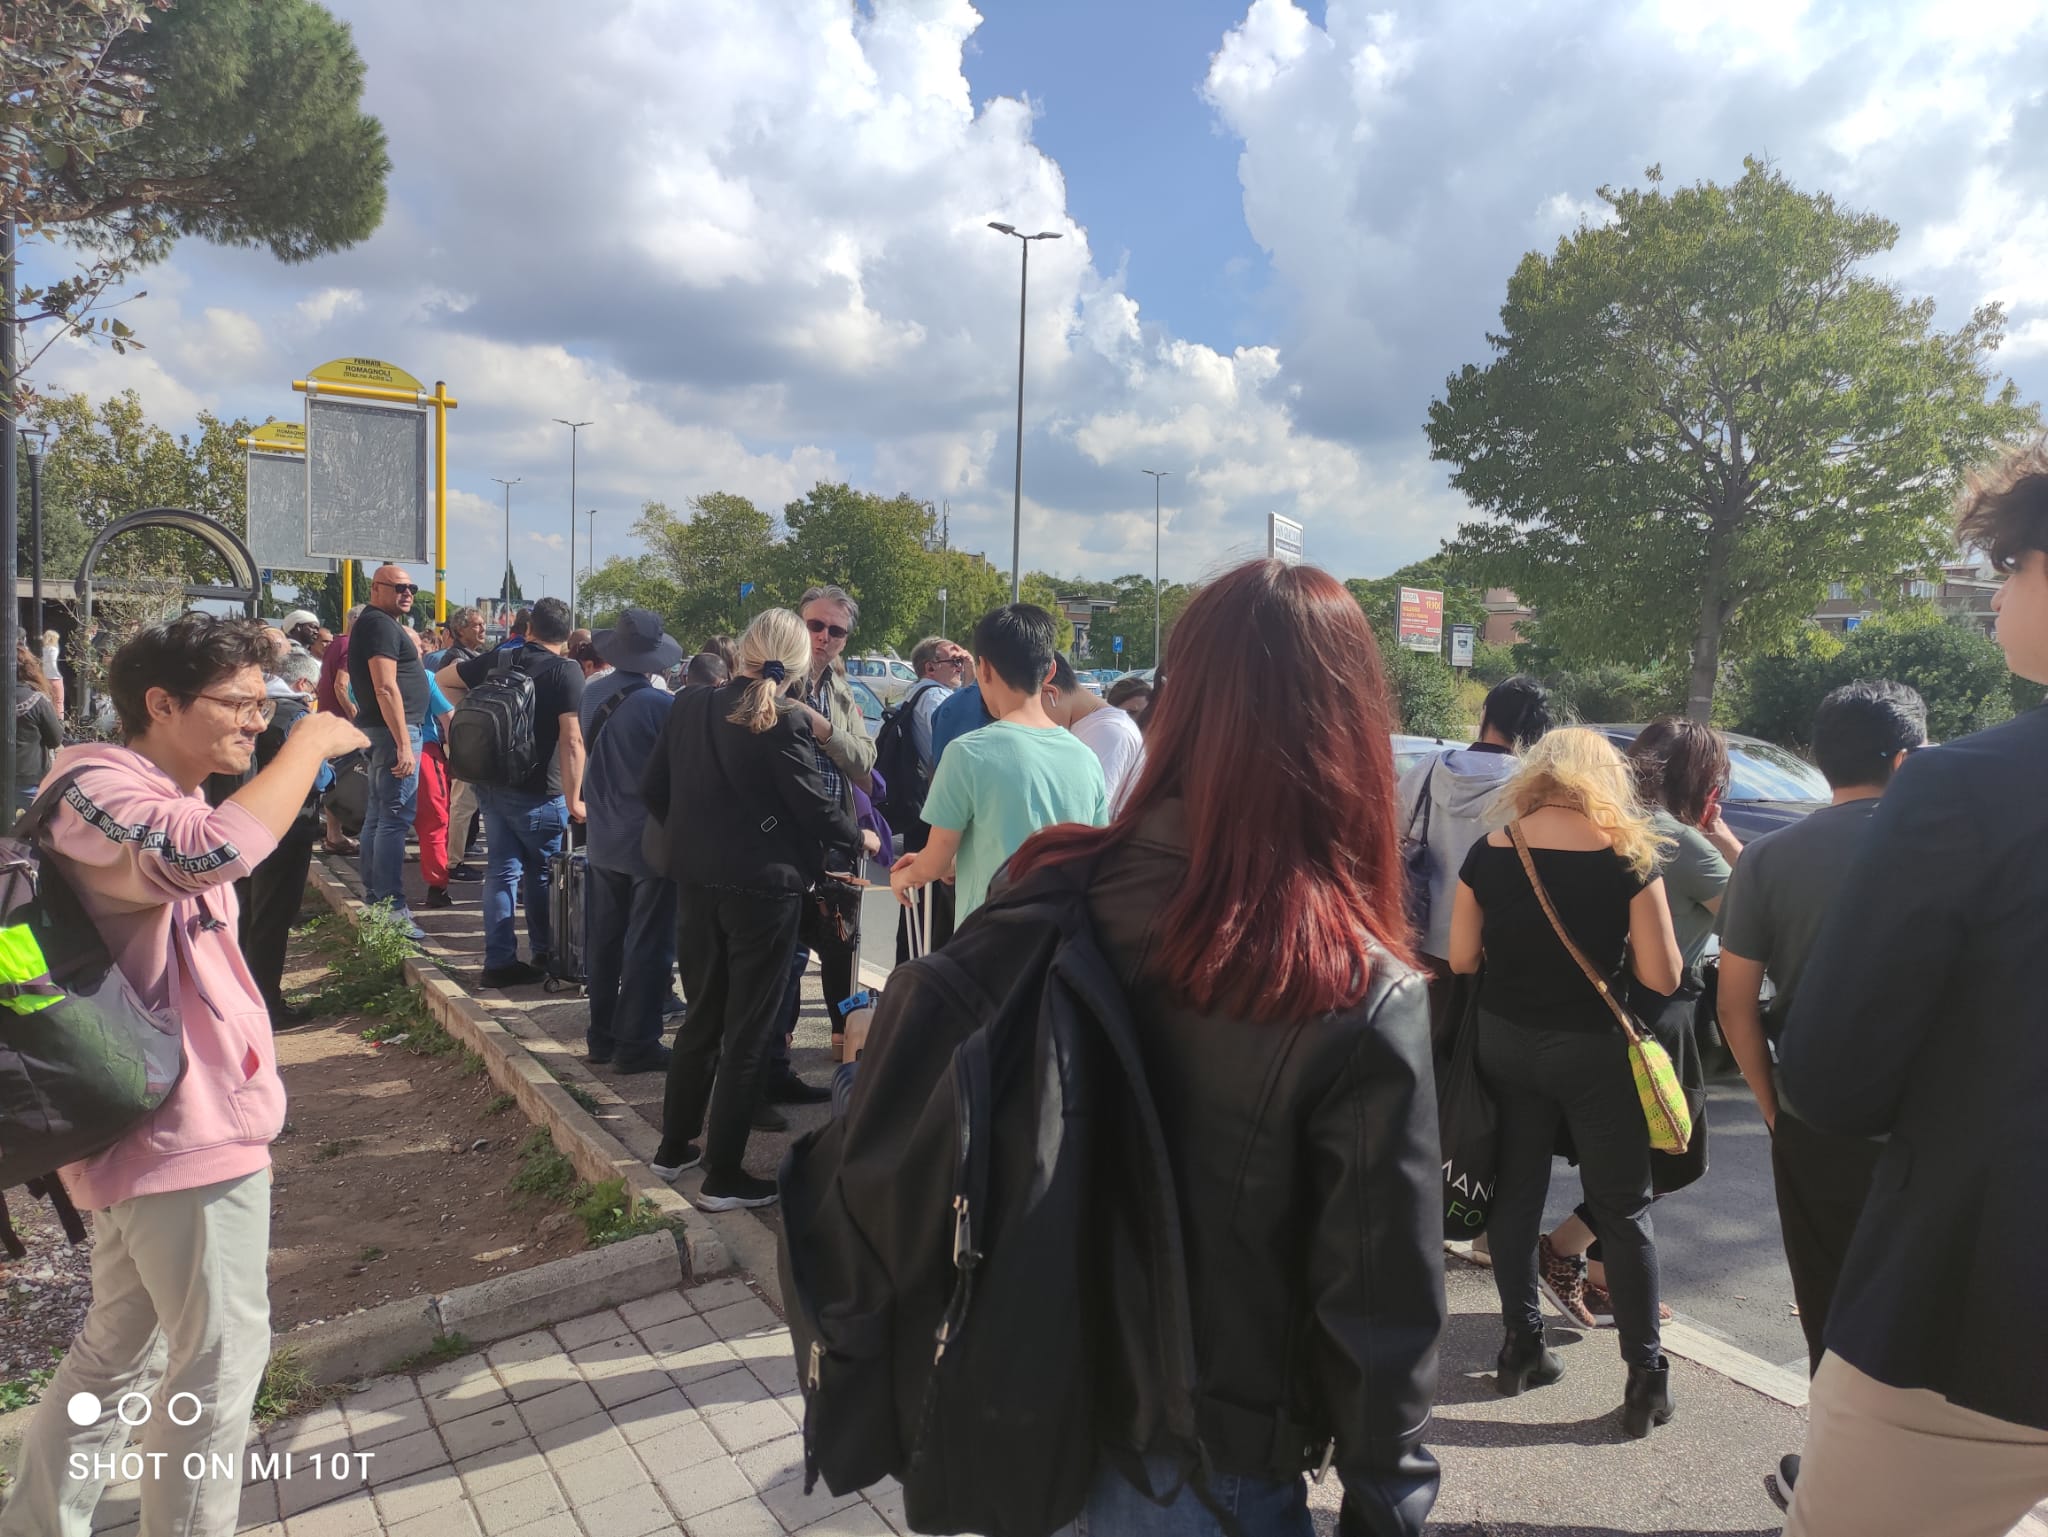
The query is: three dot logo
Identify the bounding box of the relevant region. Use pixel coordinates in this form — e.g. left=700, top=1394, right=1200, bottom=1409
left=65, top=1392, right=203, bottom=1427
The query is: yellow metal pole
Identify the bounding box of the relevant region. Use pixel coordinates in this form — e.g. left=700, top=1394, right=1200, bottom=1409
left=342, top=559, right=352, bottom=613
left=433, top=380, right=450, bottom=622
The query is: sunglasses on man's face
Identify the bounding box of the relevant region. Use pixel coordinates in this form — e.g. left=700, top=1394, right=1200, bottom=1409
left=379, top=580, right=419, bottom=597
left=806, top=618, right=849, bottom=639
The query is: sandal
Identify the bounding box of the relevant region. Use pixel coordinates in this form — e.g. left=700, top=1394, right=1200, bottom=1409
left=322, top=837, right=359, bottom=855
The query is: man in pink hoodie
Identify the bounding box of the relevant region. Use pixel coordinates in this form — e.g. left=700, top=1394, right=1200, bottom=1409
left=1, top=613, right=365, bottom=1537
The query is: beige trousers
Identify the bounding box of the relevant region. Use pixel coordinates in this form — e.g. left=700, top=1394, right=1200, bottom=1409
left=1786, top=1353, right=2048, bottom=1537
left=0, top=1171, right=272, bottom=1537
left=447, top=776, right=480, bottom=867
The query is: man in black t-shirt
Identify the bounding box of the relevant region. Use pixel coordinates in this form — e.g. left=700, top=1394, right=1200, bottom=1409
left=439, top=596, right=587, bottom=987
left=349, top=565, right=430, bottom=929
left=434, top=605, right=490, bottom=876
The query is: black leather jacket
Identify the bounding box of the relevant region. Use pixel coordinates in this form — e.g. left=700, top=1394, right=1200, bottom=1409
left=642, top=681, right=859, bottom=894
left=1087, top=803, right=1444, bottom=1535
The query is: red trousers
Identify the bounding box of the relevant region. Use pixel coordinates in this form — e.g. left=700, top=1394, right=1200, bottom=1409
left=417, top=742, right=451, bottom=889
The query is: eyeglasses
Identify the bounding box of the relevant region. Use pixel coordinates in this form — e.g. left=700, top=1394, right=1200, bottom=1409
left=806, top=619, right=849, bottom=639
left=377, top=580, right=419, bottom=596
left=197, top=694, right=277, bottom=726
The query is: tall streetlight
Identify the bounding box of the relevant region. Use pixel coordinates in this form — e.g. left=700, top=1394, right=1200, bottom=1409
left=1142, top=469, right=1171, bottom=668
left=491, top=476, right=521, bottom=611
left=554, top=418, right=592, bottom=615
left=989, top=221, right=1062, bottom=604
left=584, top=508, right=598, bottom=619
left=19, top=428, right=47, bottom=653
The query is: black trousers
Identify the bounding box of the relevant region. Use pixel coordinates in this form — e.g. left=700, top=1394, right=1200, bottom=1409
left=1478, top=1010, right=1662, bottom=1368
left=660, top=887, right=803, bottom=1177
left=586, top=864, right=678, bottom=1061
left=1772, top=1108, right=1884, bottom=1376
left=238, top=823, right=318, bottom=1018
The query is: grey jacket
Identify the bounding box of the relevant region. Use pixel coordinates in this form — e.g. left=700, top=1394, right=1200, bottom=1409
left=1395, top=745, right=1518, bottom=960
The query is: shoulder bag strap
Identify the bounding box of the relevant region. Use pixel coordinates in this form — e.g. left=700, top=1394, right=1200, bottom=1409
left=586, top=676, right=649, bottom=754
left=1404, top=755, right=1438, bottom=840
left=1506, top=821, right=1641, bottom=1044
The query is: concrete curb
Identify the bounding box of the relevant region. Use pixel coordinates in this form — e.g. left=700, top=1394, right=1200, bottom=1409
left=306, top=856, right=765, bottom=1288
left=280, top=1233, right=683, bottom=1385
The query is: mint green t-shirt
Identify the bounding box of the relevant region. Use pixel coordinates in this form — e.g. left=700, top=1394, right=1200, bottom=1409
left=921, top=719, right=1109, bottom=918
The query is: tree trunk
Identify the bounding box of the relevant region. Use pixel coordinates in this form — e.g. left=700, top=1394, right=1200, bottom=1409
left=1687, top=538, right=1730, bottom=723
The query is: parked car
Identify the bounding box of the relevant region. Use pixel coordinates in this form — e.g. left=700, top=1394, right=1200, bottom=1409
left=1391, top=734, right=1468, bottom=779
left=1589, top=725, right=1830, bottom=843
left=848, top=676, right=886, bottom=731
left=846, top=654, right=916, bottom=703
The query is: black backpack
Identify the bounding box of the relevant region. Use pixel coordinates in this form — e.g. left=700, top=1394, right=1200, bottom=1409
left=777, top=859, right=1223, bottom=1537
left=0, top=771, right=188, bottom=1255
left=873, top=680, right=944, bottom=836
left=445, top=648, right=539, bottom=788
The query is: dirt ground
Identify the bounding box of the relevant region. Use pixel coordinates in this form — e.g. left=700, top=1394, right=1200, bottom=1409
left=267, top=929, right=588, bottom=1332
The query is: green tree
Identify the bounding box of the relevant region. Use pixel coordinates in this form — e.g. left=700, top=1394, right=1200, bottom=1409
left=1428, top=159, right=2038, bottom=721
left=6, top=0, right=389, bottom=399
left=913, top=548, right=1008, bottom=648
left=1384, top=649, right=1467, bottom=738
left=313, top=559, right=374, bottom=631
left=1088, top=574, right=1193, bottom=670
left=578, top=494, right=776, bottom=648
left=779, top=484, right=934, bottom=652
left=1735, top=612, right=2014, bottom=747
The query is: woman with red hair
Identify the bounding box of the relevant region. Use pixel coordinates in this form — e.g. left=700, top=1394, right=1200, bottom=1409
left=1012, top=559, right=1443, bottom=1536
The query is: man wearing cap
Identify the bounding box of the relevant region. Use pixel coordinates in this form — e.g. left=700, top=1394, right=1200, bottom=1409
left=579, top=608, right=683, bottom=1073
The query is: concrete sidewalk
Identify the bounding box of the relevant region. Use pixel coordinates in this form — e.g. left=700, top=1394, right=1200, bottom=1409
left=70, top=1264, right=1823, bottom=1537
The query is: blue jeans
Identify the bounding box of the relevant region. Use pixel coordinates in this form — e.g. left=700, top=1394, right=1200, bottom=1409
left=587, top=862, right=677, bottom=1061
left=358, top=725, right=422, bottom=911
left=1069, top=1455, right=1310, bottom=1536
left=478, top=786, right=566, bottom=970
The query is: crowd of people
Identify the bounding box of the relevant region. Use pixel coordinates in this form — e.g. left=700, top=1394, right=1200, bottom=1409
left=4, top=440, right=2047, bottom=1537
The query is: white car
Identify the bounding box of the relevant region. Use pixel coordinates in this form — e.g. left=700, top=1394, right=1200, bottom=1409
left=846, top=654, right=917, bottom=703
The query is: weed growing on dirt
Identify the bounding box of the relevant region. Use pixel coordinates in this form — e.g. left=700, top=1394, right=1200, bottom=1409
left=359, top=994, right=466, bottom=1061
left=299, top=904, right=421, bottom=1016
left=570, top=1179, right=686, bottom=1246
left=562, top=1082, right=601, bottom=1114
left=485, top=1093, right=516, bottom=1115
left=459, top=1049, right=486, bottom=1076
left=510, top=1128, right=576, bottom=1201
left=358, top=1246, right=384, bottom=1263
left=390, top=1333, right=473, bottom=1374
left=314, top=1139, right=362, bottom=1162
left=0, top=1359, right=58, bottom=1413
left=251, top=1348, right=332, bottom=1428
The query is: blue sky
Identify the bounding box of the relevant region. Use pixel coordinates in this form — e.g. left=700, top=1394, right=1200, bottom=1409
left=26, top=0, right=2048, bottom=613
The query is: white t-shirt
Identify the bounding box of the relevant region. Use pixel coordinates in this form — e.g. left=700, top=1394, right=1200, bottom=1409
left=1070, top=704, right=1146, bottom=814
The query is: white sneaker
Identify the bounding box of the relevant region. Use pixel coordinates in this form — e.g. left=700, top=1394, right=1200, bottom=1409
left=651, top=1147, right=701, bottom=1181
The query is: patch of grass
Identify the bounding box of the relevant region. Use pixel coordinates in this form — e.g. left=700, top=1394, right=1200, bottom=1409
left=358, top=1245, right=385, bottom=1263
left=313, top=1138, right=361, bottom=1162
left=562, top=1082, right=601, bottom=1114
left=484, top=1093, right=516, bottom=1115
left=570, top=1178, right=687, bottom=1247
left=0, top=1361, right=58, bottom=1414
left=458, top=1048, right=487, bottom=1077
left=358, top=994, right=464, bottom=1060
left=510, top=1128, right=576, bottom=1202
left=302, top=903, right=422, bottom=1016
left=390, top=1332, right=472, bottom=1375
left=251, top=1348, right=333, bottom=1429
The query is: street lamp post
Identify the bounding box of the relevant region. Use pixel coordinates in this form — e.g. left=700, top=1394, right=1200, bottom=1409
left=584, top=508, right=598, bottom=618
left=988, top=221, right=1062, bottom=604
left=491, top=476, right=521, bottom=609
left=554, top=418, right=591, bottom=616
left=1142, top=469, right=1170, bottom=668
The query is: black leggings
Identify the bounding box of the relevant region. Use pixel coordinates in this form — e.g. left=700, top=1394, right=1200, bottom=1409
left=1478, top=1010, right=1662, bottom=1368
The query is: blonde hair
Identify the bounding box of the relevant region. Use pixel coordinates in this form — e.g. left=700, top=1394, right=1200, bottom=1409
left=1493, top=727, right=1672, bottom=877
left=728, top=608, right=811, bottom=733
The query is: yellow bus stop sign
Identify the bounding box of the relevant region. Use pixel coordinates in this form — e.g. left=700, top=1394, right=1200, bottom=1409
left=308, top=357, right=425, bottom=394
left=247, top=420, right=306, bottom=452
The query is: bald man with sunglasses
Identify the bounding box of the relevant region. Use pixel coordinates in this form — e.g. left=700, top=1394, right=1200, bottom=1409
left=349, top=564, right=430, bottom=934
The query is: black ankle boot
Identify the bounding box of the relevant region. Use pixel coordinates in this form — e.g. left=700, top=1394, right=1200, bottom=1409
left=1621, top=1356, right=1675, bottom=1437
left=1495, top=1330, right=1564, bottom=1396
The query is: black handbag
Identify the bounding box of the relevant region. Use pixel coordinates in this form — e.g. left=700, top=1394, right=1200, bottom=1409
left=1437, top=970, right=1498, bottom=1238
left=1401, top=763, right=1437, bottom=938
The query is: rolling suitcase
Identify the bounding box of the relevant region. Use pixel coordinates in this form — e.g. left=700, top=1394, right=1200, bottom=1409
left=542, top=822, right=587, bottom=994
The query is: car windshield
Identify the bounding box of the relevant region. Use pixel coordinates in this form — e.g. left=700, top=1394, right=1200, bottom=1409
left=889, top=661, right=915, bottom=680
left=1726, top=740, right=1830, bottom=803
left=848, top=678, right=883, bottom=727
